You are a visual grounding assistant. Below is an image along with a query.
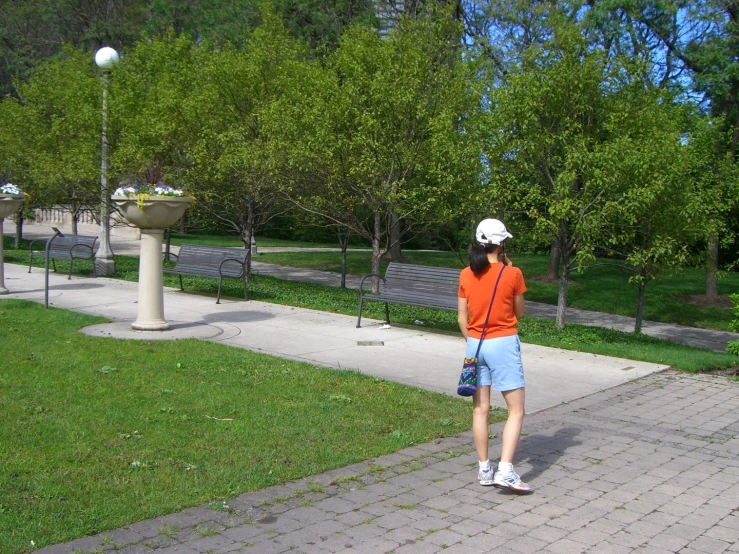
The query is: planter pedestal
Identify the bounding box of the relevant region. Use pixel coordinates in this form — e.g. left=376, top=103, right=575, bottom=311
left=111, top=196, right=192, bottom=330
left=134, top=229, right=169, bottom=330
left=0, top=195, right=26, bottom=295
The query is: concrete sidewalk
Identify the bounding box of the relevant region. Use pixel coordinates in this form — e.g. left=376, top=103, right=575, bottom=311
left=7, top=220, right=737, bottom=352
left=1, top=263, right=666, bottom=413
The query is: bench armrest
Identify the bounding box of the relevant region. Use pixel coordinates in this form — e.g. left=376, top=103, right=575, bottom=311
left=219, top=257, right=246, bottom=276
left=28, top=239, right=46, bottom=252
left=69, top=244, right=93, bottom=257
left=359, top=273, right=385, bottom=294
left=166, top=251, right=179, bottom=262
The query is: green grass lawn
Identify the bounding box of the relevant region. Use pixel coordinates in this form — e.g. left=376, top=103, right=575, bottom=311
left=256, top=249, right=739, bottom=331
left=0, top=299, right=478, bottom=553
left=167, top=232, right=360, bottom=249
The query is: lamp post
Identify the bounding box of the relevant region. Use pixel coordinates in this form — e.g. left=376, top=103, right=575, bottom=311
left=94, top=46, right=119, bottom=276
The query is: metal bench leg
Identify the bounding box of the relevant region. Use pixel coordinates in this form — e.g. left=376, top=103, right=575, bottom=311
left=52, top=259, right=57, bottom=273
left=178, top=274, right=184, bottom=291
left=216, top=277, right=223, bottom=304
left=356, top=296, right=364, bottom=328
left=28, top=252, right=34, bottom=273
left=385, top=302, right=390, bottom=325
left=68, top=259, right=74, bottom=279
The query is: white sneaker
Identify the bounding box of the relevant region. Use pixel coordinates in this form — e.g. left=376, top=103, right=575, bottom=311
left=478, top=467, right=495, bottom=486
left=492, top=468, right=532, bottom=494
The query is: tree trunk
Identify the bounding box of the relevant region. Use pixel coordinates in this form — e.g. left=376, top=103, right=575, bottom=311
left=371, top=211, right=382, bottom=294
left=179, top=211, right=187, bottom=234
left=71, top=209, right=79, bottom=235
left=14, top=211, right=23, bottom=248
left=556, top=257, right=569, bottom=329
left=555, top=220, right=569, bottom=329
left=547, top=237, right=559, bottom=280
left=706, top=234, right=719, bottom=298
left=243, top=200, right=255, bottom=283
left=388, top=213, right=402, bottom=261
left=338, top=228, right=350, bottom=288
left=634, top=273, right=647, bottom=334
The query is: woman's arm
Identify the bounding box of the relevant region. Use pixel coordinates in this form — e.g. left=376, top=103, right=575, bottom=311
left=457, top=297, right=469, bottom=340
left=513, top=294, right=525, bottom=319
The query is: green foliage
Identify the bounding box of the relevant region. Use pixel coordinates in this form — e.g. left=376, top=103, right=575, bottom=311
left=727, top=293, right=739, bottom=355
left=483, top=18, right=626, bottom=326
left=683, top=115, right=739, bottom=254
left=275, top=12, right=480, bottom=281
left=0, top=0, right=149, bottom=97
left=1, top=47, right=101, bottom=208
left=0, top=0, right=375, bottom=99
left=111, top=33, right=201, bottom=186
left=181, top=6, right=305, bottom=245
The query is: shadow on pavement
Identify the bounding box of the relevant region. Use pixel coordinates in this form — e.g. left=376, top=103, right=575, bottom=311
left=20, top=283, right=107, bottom=293
left=515, top=427, right=582, bottom=483
left=201, top=310, right=276, bottom=324
left=167, top=320, right=214, bottom=331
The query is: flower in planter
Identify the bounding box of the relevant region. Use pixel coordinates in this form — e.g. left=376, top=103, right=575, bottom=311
left=113, top=183, right=184, bottom=197
left=1, top=183, right=23, bottom=195
left=113, top=183, right=188, bottom=209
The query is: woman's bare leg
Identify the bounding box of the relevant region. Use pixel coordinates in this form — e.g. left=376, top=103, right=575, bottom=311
left=472, top=385, right=492, bottom=462
left=500, top=387, right=525, bottom=463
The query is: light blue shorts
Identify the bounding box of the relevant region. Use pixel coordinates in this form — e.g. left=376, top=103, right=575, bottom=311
left=465, top=334, right=524, bottom=392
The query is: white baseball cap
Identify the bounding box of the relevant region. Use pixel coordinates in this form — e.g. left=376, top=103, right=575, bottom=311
left=475, top=218, right=513, bottom=245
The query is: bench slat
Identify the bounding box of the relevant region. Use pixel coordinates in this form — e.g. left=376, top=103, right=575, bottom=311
left=28, top=235, right=99, bottom=279
left=357, top=262, right=463, bottom=327
left=166, top=244, right=248, bottom=303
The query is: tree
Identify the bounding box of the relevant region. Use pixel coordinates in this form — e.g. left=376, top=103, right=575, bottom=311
left=0, top=0, right=375, bottom=100
left=0, top=97, right=34, bottom=240
left=595, top=94, right=695, bottom=332
left=4, top=48, right=102, bottom=234
left=110, top=33, right=200, bottom=189
left=682, top=115, right=739, bottom=294
left=484, top=20, right=626, bottom=328
left=182, top=8, right=303, bottom=274
left=275, top=15, right=479, bottom=292
left=464, top=0, right=595, bottom=278
left=609, top=0, right=739, bottom=297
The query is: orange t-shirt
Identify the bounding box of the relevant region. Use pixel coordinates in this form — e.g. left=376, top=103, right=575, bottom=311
left=458, top=263, right=526, bottom=339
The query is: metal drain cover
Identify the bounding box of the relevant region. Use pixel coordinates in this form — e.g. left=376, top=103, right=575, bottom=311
left=357, top=341, right=384, bottom=346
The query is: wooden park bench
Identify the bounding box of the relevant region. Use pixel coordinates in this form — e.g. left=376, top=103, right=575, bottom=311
left=357, top=262, right=462, bottom=327
left=28, top=234, right=98, bottom=279
left=164, top=243, right=249, bottom=304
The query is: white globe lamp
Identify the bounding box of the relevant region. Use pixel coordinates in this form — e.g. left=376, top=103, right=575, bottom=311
left=95, top=47, right=119, bottom=70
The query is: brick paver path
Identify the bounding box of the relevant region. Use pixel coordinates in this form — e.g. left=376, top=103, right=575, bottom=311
left=37, top=371, right=739, bottom=553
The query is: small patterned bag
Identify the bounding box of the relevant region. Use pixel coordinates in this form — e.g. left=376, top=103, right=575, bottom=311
left=456, top=266, right=506, bottom=397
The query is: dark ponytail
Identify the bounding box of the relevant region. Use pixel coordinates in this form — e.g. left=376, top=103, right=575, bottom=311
left=469, top=243, right=498, bottom=276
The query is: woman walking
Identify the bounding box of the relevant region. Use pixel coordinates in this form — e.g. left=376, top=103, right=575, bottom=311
left=457, top=218, right=531, bottom=493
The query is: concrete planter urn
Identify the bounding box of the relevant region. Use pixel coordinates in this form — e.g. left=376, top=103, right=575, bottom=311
left=111, top=195, right=192, bottom=330
left=0, top=192, right=26, bottom=295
